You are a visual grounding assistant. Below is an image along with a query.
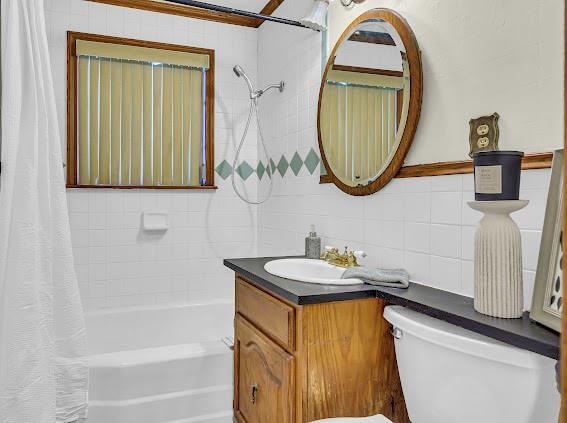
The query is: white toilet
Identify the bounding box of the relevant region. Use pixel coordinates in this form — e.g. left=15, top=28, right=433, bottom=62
left=312, top=306, right=559, bottom=423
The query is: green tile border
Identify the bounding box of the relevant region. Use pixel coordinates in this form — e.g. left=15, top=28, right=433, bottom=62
left=216, top=148, right=322, bottom=181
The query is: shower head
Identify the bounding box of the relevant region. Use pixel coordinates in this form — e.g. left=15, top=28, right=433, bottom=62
left=233, top=65, right=255, bottom=94
left=233, top=65, right=244, bottom=77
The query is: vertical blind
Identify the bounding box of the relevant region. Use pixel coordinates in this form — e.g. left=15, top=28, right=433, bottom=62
left=75, top=40, right=209, bottom=186
left=321, top=71, right=402, bottom=184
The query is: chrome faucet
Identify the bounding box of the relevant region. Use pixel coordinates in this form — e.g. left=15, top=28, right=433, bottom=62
left=321, top=246, right=366, bottom=268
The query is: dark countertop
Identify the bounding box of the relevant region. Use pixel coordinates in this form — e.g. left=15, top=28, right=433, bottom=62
left=224, top=256, right=560, bottom=360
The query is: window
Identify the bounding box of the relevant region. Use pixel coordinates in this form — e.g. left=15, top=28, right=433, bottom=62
left=66, top=32, right=215, bottom=189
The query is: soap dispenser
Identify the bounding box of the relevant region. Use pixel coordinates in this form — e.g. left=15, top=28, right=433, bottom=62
left=305, top=225, right=321, bottom=259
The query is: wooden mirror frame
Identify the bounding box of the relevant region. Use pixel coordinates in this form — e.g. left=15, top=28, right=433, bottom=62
left=317, top=8, right=423, bottom=196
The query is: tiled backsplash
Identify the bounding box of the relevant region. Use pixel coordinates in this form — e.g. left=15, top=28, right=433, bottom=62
left=258, top=168, right=551, bottom=309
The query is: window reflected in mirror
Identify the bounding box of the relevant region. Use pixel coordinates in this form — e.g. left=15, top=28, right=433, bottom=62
left=318, top=10, right=421, bottom=195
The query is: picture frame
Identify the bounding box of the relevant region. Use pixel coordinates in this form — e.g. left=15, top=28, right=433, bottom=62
left=530, top=149, right=564, bottom=332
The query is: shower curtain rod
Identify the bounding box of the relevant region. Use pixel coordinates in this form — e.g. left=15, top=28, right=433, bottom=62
left=163, top=0, right=313, bottom=29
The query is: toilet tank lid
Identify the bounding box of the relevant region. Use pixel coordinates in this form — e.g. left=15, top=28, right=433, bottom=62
left=383, top=306, right=553, bottom=369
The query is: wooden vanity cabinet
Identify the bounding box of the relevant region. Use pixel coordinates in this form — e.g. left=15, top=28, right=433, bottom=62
left=233, top=276, right=410, bottom=423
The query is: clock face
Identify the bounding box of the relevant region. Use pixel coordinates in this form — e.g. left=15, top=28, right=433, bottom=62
left=469, top=113, right=500, bottom=157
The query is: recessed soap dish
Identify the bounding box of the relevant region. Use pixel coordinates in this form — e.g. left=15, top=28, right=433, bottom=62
left=142, top=212, right=170, bottom=231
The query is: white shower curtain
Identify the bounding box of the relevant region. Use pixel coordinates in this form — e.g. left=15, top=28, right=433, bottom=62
left=0, top=0, right=89, bottom=422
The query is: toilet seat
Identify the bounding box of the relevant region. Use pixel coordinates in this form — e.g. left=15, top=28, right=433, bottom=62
left=310, top=414, right=393, bottom=423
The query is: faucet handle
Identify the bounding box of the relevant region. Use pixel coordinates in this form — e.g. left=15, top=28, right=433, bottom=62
left=321, top=246, right=336, bottom=260
left=354, top=250, right=367, bottom=259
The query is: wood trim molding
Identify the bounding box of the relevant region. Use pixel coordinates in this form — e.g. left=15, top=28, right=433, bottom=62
left=317, top=9, right=423, bottom=196
left=332, top=64, right=404, bottom=78
left=396, top=152, right=553, bottom=178
left=258, top=0, right=286, bottom=18
left=319, top=152, right=553, bottom=184
left=319, top=174, right=332, bottom=184
left=88, top=0, right=262, bottom=27
left=66, top=31, right=216, bottom=189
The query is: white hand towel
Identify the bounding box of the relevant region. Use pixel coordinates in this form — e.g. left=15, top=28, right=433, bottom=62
left=342, top=267, right=410, bottom=288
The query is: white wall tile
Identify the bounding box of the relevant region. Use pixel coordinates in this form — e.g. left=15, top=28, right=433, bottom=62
left=461, top=226, right=476, bottom=261
left=404, top=251, right=430, bottom=284
left=521, top=230, right=543, bottom=272
left=403, top=193, right=431, bottom=223
left=431, top=192, right=462, bottom=225
left=513, top=189, right=549, bottom=230
left=430, top=174, right=463, bottom=192
left=53, top=0, right=259, bottom=310
left=430, top=224, right=461, bottom=259
left=523, top=270, right=537, bottom=311
left=404, top=222, right=430, bottom=254
left=430, top=256, right=461, bottom=293
left=460, top=260, right=474, bottom=297
left=365, top=194, right=405, bottom=222
left=461, top=190, right=482, bottom=226
left=521, top=168, right=552, bottom=190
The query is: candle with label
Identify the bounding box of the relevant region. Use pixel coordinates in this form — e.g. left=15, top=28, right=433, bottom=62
left=472, top=151, right=523, bottom=201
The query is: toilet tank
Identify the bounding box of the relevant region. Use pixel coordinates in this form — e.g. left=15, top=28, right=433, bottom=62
left=383, top=306, right=559, bottom=423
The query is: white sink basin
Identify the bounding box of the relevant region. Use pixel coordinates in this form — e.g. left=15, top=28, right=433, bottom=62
left=264, top=258, right=363, bottom=285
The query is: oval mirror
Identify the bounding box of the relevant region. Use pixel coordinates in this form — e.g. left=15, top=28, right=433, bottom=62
left=318, top=9, right=422, bottom=195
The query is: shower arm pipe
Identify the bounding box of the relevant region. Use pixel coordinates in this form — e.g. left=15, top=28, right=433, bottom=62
left=251, top=82, right=284, bottom=98
left=162, top=0, right=315, bottom=30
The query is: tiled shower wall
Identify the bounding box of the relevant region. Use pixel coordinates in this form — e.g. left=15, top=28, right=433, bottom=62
left=45, top=0, right=260, bottom=309
left=256, top=0, right=556, bottom=308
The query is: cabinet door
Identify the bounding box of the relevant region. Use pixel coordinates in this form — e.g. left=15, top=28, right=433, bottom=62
left=234, top=315, right=295, bottom=423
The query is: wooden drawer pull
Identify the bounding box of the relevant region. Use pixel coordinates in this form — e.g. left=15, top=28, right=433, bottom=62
left=251, top=384, right=259, bottom=404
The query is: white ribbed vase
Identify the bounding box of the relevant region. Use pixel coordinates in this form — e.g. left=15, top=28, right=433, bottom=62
left=468, top=200, right=529, bottom=318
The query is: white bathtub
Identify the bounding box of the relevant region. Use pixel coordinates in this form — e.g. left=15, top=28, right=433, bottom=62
left=85, top=300, right=234, bottom=423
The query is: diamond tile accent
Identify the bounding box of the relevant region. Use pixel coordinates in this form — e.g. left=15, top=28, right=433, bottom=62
left=215, top=160, right=232, bottom=180
left=304, top=148, right=321, bottom=175
left=277, top=156, right=289, bottom=177
left=290, top=152, right=303, bottom=176
left=257, top=161, right=266, bottom=180
left=236, top=161, right=254, bottom=181
left=217, top=150, right=322, bottom=182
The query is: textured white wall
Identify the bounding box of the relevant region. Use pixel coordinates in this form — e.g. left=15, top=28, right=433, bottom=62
left=45, top=0, right=259, bottom=309
left=257, top=0, right=558, bottom=308
left=328, top=0, right=564, bottom=165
